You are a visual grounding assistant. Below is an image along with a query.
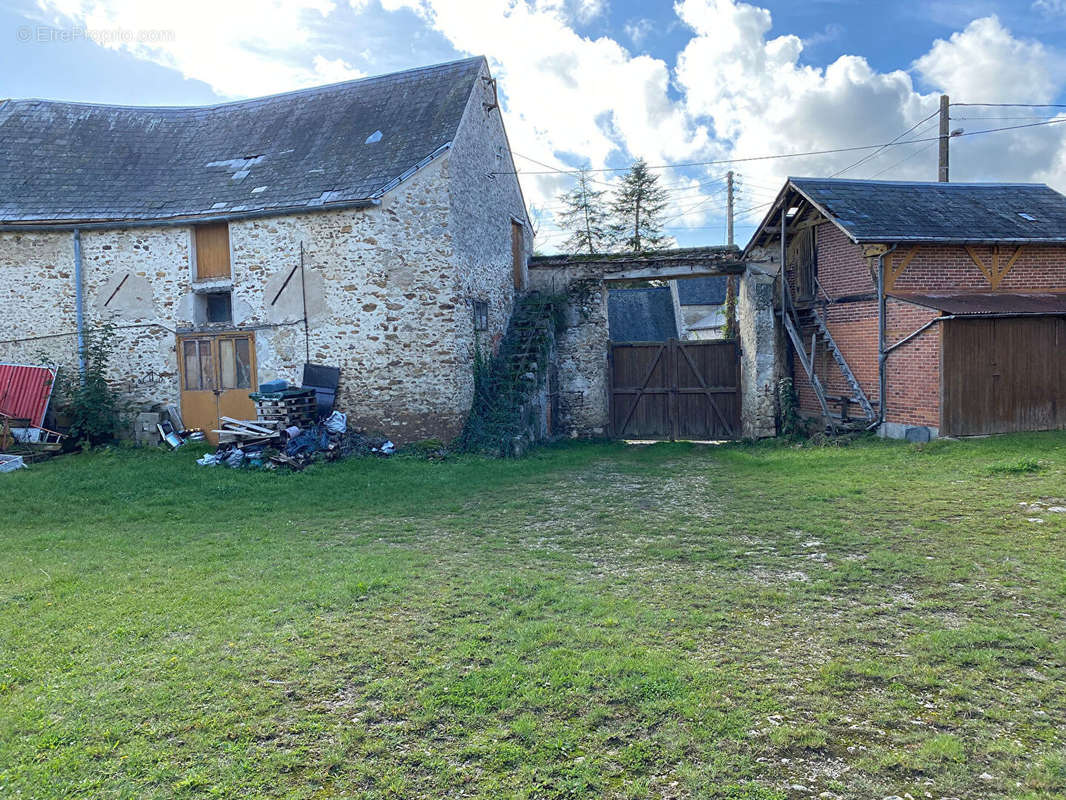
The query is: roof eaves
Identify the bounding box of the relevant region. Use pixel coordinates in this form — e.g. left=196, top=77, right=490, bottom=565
left=786, top=180, right=862, bottom=245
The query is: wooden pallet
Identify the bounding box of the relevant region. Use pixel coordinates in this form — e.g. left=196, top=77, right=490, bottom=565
left=252, top=392, right=317, bottom=427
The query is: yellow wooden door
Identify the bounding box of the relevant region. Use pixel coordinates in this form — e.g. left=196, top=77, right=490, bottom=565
left=178, top=332, right=257, bottom=444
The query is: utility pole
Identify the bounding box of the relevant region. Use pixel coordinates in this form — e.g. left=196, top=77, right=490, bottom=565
left=938, top=94, right=950, bottom=182
left=726, top=170, right=735, bottom=246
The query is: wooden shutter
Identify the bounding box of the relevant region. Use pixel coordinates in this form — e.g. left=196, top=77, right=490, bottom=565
left=195, top=223, right=231, bottom=280
left=511, top=221, right=525, bottom=290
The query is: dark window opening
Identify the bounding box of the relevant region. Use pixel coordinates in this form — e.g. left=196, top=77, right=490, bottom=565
left=205, top=291, right=232, bottom=324
left=473, top=300, right=489, bottom=331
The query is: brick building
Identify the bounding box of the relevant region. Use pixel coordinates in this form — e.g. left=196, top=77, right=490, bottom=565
left=0, top=57, right=532, bottom=443
left=746, top=178, right=1066, bottom=438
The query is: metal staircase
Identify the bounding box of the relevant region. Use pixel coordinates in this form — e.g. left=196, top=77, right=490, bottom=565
left=782, top=278, right=877, bottom=432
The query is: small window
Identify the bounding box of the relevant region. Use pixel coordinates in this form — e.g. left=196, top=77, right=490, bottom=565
left=1017, top=212, right=1037, bottom=222
left=511, top=220, right=525, bottom=290
left=204, top=291, right=232, bottom=324
left=194, top=222, right=231, bottom=279
left=473, top=300, right=489, bottom=331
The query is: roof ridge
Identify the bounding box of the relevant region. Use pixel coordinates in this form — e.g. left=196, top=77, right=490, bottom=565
left=789, top=176, right=1051, bottom=189
left=3, top=55, right=486, bottom=112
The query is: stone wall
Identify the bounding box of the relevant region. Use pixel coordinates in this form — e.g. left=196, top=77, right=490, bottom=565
left=529, top=256, right=778, bottom=439
left=0, top=88, right=531, bottom=443
left=447, top=60, right=533, bottom=428
left=736, top=267, right=780, bottom=438
left=527, top=265, right=609, bottom=437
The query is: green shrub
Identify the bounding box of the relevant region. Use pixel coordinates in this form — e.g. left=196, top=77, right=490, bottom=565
left=53, top=322, right=128, bottom=447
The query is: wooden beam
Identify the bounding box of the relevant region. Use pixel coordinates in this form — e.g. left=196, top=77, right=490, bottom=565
left=965, top=245, right=995, bottom=287
left=862, top=244, right=891, bottom=258
left=605, top=263, right=746, bottom=281
left=884, top=246, right=919, bottom=292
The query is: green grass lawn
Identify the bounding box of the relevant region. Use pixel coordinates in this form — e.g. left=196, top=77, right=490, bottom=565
left=1, top=434, right=1064, bottom=799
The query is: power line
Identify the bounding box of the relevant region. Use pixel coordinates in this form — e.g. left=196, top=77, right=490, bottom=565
left=829, top=109, right=940, bottom=178
left=951, top=102, right=1066, bottom=108
left=497, top=117, right=1066, bottom=176
left=868, top=141, right=938, bottom=179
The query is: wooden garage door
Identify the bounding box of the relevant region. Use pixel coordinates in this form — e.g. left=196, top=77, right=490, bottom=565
left=941, top=317, right=1066, bottom=435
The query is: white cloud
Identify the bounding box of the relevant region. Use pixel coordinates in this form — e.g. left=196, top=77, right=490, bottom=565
left=310, top=55, right=365, bottom=84
left=673, top=1, right=1066, bottom=232
left=39, top=0, right=353, bottom=97
left=624, top=18, right=654, bottom=47
left=914, top=16, right=1061, bottom=103
left=376, top=0, right=715, bottom=249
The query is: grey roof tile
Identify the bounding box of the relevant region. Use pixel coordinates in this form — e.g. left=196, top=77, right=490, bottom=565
left=0, top=57, right=483, bottom=224
left=608, top=287, right=679, bottom=342
left=789, top=178, right=1066, bottom=243
left=676, top=275, right=727, bottom=306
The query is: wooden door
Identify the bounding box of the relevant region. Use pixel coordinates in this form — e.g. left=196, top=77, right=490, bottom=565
left=178, top=332, right=256, bottom=443
left=941, top=317, right=1066, bottom=435
left=609, top=339, right=740, bottom=440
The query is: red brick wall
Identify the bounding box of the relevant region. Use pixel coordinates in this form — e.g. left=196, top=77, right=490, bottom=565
left=815, top=223, right=875, bottom=296
left=885, top=299, right=940, bottom=427
left=890, top=243, right=1066, bottom=293
left=789, top=225, right=1066, bottom=431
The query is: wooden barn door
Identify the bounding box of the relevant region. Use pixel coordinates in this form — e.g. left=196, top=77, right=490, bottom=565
left=941, top=317, right=1066, bottom=435
left=609, top=339, right=740, bottom=440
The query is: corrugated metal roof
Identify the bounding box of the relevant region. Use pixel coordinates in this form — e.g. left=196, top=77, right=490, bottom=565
left=0, top=363, right=57, bottom=427
left=890, top=292, right=1066, bottom=315
left=789, top=178, right=1066, bottom=243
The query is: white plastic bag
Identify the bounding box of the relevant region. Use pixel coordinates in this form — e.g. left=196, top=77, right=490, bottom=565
left=325, top=410, right=347, bottom=434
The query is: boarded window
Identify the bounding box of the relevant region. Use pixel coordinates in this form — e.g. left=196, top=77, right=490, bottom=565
left=511, top=221, right=525, bottom=290
left=195, top=223, right=231, bottom=280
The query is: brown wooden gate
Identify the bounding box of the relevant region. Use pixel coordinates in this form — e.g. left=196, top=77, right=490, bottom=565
left=941, top=317, right=1066, bottom=435
left=609, top=339, right=740, bottom=440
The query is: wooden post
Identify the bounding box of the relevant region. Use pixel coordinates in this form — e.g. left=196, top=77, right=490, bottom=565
left=938, top=94, right=950, bottom=183
left=726, top=171, right=735, bottom=247
left=779, top=206, right=787, bottom=323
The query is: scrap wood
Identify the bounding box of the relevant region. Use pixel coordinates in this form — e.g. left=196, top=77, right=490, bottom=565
left=220, top=416, right=278, bottom=434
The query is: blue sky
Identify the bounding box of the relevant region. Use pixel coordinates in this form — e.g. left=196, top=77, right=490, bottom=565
left=4, top=0, right=1066, bottom=250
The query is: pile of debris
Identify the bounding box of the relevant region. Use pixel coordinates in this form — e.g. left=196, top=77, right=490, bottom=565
left=193, top=372, right=395, bottom=471
left=198, top=409, right=395, bottom=471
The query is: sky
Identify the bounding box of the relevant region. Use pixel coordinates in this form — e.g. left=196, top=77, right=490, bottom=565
left=4, top=0, right=1066, bottom=252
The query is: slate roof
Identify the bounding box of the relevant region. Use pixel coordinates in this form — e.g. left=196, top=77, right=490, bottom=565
left=607, top=287, right=680, bottom=342
left=0, top=56, right=484, bottom=224
left=789, top=178, right=1066, bottom=244
left=675, top=275, right=727, bottom=306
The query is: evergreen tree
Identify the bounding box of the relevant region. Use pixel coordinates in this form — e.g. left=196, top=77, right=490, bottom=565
left=555, top=171, right=610, bottom=255
left=609, top=158, right=670, bottom=253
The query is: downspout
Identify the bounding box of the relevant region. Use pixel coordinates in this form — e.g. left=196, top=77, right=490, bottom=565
left=875, top=243, right=899, bottom=431
left=73, top=228, right=86, bottom=381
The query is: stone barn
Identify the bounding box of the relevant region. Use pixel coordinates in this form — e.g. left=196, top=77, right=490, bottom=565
left=0, top=56, right=531, bottom=443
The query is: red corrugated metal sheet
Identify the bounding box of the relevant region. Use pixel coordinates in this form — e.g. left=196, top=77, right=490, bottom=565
left=0, top=363, right=57, bottom=427
left=890, top=292, right=1066, bottom=315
